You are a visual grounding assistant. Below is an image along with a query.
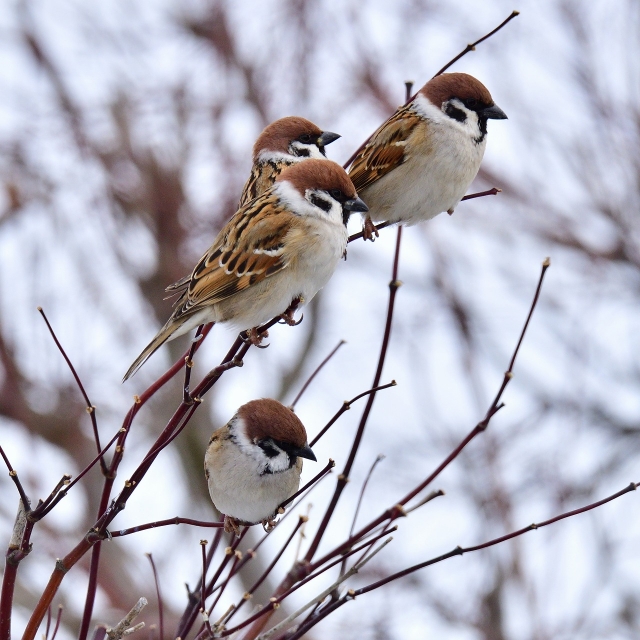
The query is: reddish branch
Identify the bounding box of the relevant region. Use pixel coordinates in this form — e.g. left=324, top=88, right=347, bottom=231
left=290, top=340, right=346, bottom=409
left=37, top=308, right=107, bottom=474
left=23, top=304, right=301, bottom=640
left=284, top=480, right=638, bottom=639
left=433, top=11, right=520, bottom=76
left=309, top=381, right=396, bottom=447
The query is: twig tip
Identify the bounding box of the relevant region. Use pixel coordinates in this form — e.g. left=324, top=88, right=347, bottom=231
left=543, top=257, right=551, bottom=267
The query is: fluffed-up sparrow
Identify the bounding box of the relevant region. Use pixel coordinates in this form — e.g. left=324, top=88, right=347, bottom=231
left=166, top=117, right=341, bottom=296
left=204, top=398, right=316, bottom=535
left=123, top=159, right=367, bottom=381
left=239, top=116, right=341, bottom=207
left=347, top=72, right=507, bottom=239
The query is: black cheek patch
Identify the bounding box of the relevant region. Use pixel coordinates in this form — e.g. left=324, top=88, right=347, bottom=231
left=444, top=103, right=467, bottom=123
left=309, top=194, right=332, bottom=213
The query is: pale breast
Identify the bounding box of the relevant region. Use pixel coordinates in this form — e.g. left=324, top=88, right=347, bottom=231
left=362, top=119, right=487, bottom=225
left=205, top=436, right=302, bottom=523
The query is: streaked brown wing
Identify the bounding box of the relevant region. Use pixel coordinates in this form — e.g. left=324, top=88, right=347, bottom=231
left=348, top=107, right=422, bottom=191
left=165, top=274, right=190, bottom=295
left=239, top=161, right=288, bottom=207
left=172, top=192, right=294, bottom=320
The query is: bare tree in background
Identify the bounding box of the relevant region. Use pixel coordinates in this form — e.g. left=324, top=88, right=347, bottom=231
left=0, top=1, right=639, bottom=639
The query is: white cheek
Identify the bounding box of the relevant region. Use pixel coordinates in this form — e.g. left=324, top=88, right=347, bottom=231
left=289, top=141, right=326, bottom=159
left=266, top=451, right=292, bottom=474
left=274, top=182, right=344, bottom=226
left=413, top=94, right=482, bottom=138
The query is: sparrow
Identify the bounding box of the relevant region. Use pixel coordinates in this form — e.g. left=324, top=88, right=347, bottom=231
left=347, top=72, right=507, bottom=239
left=123, top=159, right=367, bottom=381
left=239, top=116, right=341, bottom=207
left=204, top=398, right=316, bottom=535
left=165, top=117, right=341, bottom=296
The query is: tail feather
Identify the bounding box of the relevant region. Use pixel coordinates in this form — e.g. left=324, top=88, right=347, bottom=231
left=122, top=325, right=176, bottom=382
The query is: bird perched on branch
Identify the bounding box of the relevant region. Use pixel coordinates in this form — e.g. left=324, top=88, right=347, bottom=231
left=347, top=72, right=507, bottom=240
left=239, top=116, right=341, bottom=206
left=165, top=117, right=341, bottom=296
left=123, top=159, right=367, bottom=381
left=205, top=398, right=316, bottom=535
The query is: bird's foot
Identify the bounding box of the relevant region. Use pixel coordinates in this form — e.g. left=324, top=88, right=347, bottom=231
left=279, top=308, right=303, bottom=327
left=362, top=217, right=379, bottom=242
left=261, top=517, right=278, bottom=533
left=447, top=207, right=454, bottom=216
left=224, top=515, right=243, bottom=537
left=244, top=327, right=269, bottom=347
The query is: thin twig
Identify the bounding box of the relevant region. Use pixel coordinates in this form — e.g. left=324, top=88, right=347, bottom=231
left=303, top=259, right=551, bottom=572
left=433, top=11, right=520, bottom=76
left=290, top=340, right=346, bottom=409
left=50, top=605, right=63, bottom=640
left=347, top=188, right=501, bottom=243
left=278, top=459, right=335, bottom=510
left=461, top=187, right=502, bottom=202
left=223, top=517, right=306, bottom=626
left=37, top=307, right=107, bottom=474
left=184, top=324, right=208, bottom=404
left=354, top=481, right=639, bottom=595
left=349, top=455, right=385, bottom=540
left=0, top=446, right=31, bottom=509
left=145, top=554, right=164, bottom=640
left=200, top=540, right=211, bottom=636
left=110, top=517, right=224, bottom=538
left=304, top=228, right=403, bottom=562
left=341, top=455, right=385, bottom=575
left=309, top=381, right=396, bottom=448
left=255, top=538, right=392, bottom=640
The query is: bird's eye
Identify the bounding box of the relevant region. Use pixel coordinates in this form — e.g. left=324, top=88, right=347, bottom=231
left=330, top=189, right=343, bottom=200
left=298, top=133, right=313, bottom=143
left=464, top=98, right=478, bottom=109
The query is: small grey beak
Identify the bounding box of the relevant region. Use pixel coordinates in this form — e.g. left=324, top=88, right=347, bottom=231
left=317, top=131, right=341, bottom=147
left=480, top=104, right=508, bottom=120
left=295, top=444, right=317, bottom=462
left=343, top=196, right=369, bottom=213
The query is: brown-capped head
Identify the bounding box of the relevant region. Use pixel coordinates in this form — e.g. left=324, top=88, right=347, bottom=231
left=253, top=116, right=340, bottom=159
left=420, top=72, right=507, bottom=120
left=238, top=399, right=316, bottom=461
left=276, top=159, right=368, bottom=222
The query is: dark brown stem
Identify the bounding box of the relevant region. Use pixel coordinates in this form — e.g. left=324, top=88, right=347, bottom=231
left=309, top=381, right=396, bottom=448
left=355, top=481, right=639, bottom=595
left=347, top=221, right=391, bottom=243
left=281, top=481, right=636, bottom=636
left=179, top=531, right=247, bottom=640
left=223, top=518, right=306, bottom=626
left=278, top=459, right=335, bottom=510
left=304, top=227, right=403, bottom=563
left=37, top=307, right=107, bottom=475
left=50, top=606, right=63, bottom=640
left=461, top=187, right=502, bottom=201
left=109, top=517, right=224, bottom=538
left=24, top=302, right=299, bottom=640
left=146, top=553, right=164, bottom=640
left=184, top=324, right=208, bottom=404
left=347, top=188, right=501, bottom=243
left=433, top=11, right=520, bottom=77
left=0, top=447, right=31, bottom=509
left=31, top=475, right=72, bottom=519
left=398, top=258, right=550, bottom=507
left=340, top=455, right=385, bottom=575
left=175, top=524, right=225, bottom=640
left=200, top=541, right=211, bottom=636
left=290, top=340, right=346, bottom=409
